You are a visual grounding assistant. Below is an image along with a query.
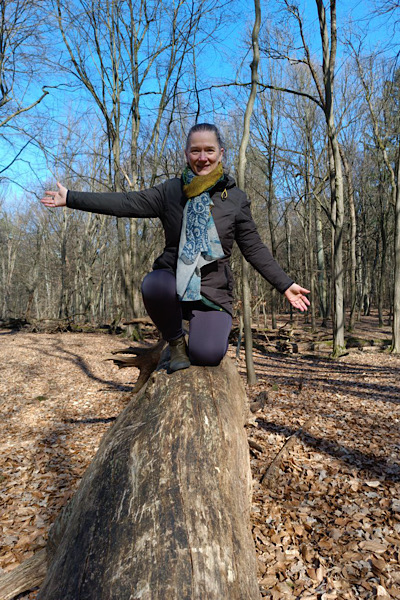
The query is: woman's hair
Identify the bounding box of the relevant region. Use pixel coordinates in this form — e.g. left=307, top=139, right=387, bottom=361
left=186, top=123, right=225, bottom=150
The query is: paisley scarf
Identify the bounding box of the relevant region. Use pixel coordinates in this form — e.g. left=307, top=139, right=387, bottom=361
left=176, top=163, right=225, bottom=301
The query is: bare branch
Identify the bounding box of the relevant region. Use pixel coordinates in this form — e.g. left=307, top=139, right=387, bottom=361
left=0, top=87, right=49, bottom=128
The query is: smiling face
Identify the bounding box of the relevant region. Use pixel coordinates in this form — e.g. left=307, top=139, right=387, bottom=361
left=185, top=130, right=224, bottom=176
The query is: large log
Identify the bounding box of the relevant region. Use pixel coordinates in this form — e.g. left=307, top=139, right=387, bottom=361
left=37, top=357, right=260, bottom=600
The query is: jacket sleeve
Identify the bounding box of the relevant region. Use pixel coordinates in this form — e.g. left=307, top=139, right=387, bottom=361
left=66, top=182, right=166, bottom=219
left=235, top=197, right=293, bottom=294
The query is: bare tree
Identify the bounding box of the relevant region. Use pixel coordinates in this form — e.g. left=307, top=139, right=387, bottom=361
left=0, top=0, right=49, bottom=179
left=252, top=75, right=284, bottom=330
left=0, top=209, right=20, bottom=319
left=257, top=0, right=347, bottom=355
left=53, top=0, right=228, bottom=320
left=351, top=48, right=400, bottom=351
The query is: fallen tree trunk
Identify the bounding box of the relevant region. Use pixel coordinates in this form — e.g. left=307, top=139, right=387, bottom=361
left=0, top=550, right=46, bottom=600
left=35, top=357, right=260, bottom=599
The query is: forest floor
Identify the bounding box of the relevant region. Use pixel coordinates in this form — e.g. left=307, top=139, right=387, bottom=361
left=0, top=313, right=399, bottom=599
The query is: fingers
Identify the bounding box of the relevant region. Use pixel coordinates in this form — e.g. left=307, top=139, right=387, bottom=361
left=285, top=285, right=311, bottom=312
left=40, top=190, right=58, bottom=207
left=292, top=298, right=308, bottom=312
left=40, top=183, right=67, bottom=208
left=296, top=289, right=311, bottom=311
left=285, top=283, right=311, bottom=311
left=296, top=294, right=310, bottom=310
left=290, top=283, right=311, bottom=295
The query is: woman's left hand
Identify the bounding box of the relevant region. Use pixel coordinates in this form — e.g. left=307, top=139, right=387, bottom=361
left=284, top=283, right=311, bottom=312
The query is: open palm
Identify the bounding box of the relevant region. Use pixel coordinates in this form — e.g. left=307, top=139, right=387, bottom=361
left=41, top=182, right=67, bottom=208
left=284, top=283, right=311, bottom=312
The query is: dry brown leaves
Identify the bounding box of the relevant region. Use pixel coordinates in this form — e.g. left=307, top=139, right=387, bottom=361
left=0, top=318, right=399, bottom=599
left=0, top=331, right=133, bottom=589
left=241, top=335, right=400, bottom=598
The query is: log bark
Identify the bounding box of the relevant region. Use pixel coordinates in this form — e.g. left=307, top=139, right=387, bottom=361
left=37, top=357, right=260, bottom=600
left=0, top=549, right=46, bottom=600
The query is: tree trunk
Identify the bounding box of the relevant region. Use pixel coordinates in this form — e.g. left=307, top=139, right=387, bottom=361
left=308, top=184, right=316, bottom=331
left=264, top=104, right=278, bottom=330
left=314, top=198, right=324, bottom=326
left=392, top=141, right=400, bottom=352
left=35, top=358, right=260, bottom=600
left=267, top=189, right=277, bottom=329
left=315, top=0, right=346, bottom=355
left=378, top=219, right=387, bottom=328
left=242, top=257, right=257, bottom=384
left=339, top=146, right=357, bottom=331
left=328, top=115, right=345, bottom=354
left=237, top=0, right=261, bottom=385
left=284, top=210, right=294, bottom=322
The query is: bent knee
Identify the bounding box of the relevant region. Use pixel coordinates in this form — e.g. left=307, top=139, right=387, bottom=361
left=189, top=344, right=227, bottom=367
left=141, top=270, right=176, bottom=299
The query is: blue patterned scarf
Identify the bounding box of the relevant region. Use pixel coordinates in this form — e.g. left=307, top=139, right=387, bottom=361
left=176, top=164, right=225, bottom=301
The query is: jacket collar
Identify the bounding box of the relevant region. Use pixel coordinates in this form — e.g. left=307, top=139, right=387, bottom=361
left=212, top=173, right=236, bottom=191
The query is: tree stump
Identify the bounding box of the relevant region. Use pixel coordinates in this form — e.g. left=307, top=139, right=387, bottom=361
left=37, top=357, right=260, bottom=600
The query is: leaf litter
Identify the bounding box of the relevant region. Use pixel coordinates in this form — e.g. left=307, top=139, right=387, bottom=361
left=0, top=326, right=399, bottom=599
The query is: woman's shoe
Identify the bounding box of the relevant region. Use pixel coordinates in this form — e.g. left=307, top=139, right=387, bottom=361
left=168, top=336, right=190, bottom=372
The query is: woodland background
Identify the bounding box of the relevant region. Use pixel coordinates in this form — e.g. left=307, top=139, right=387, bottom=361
left=1, top=2, right=400, bottom=598
left=1, top=0, right=400, bottom=349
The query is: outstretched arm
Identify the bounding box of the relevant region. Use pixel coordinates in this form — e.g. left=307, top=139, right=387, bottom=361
left=284, top=283, right=311, bottom=312
left=41, top=182, right=67, bottom=207
left=41, top=180, right=165, bottom=218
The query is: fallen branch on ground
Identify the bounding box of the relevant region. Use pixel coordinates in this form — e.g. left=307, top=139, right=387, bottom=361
left=261, top=416, right=315, bottom=487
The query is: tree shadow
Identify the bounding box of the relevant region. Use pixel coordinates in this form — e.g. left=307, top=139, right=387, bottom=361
left=13, top=336, right=137, bottom=529
left=253, top=351, right=400, bottom=405
left=255, top=417, right=400, bottom=483
left=22, top=338, right=136, bottom=392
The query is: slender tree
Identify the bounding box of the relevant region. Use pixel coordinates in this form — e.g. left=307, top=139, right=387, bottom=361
left=237, top=0, right=261, bottom=385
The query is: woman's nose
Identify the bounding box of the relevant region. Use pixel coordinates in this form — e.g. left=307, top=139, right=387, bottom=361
left=198, top=150, right=207, bottom=161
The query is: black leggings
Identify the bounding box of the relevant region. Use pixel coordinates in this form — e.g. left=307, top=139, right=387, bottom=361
left=141, top=270, right=232, bottom=366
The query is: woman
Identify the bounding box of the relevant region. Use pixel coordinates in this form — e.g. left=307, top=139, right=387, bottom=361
left=41, top=123, right=310, bottom=371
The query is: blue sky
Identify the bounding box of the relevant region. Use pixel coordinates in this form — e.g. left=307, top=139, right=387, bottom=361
left=1, top=0, right=398, bottom=210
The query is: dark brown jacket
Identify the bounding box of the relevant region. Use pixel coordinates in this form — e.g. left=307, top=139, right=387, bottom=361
left=67, top=174, right=293, bottom=314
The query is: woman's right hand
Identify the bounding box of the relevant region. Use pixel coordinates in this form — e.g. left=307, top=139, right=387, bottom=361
left=41, top=182, right=67, bottom=208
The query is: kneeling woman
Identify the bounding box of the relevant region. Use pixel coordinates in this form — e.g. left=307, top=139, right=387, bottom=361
left=41, top=123, right=310, bottom=371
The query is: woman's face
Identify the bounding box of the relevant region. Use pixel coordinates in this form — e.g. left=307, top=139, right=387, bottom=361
left=185, top=130, right=224, bottom=176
